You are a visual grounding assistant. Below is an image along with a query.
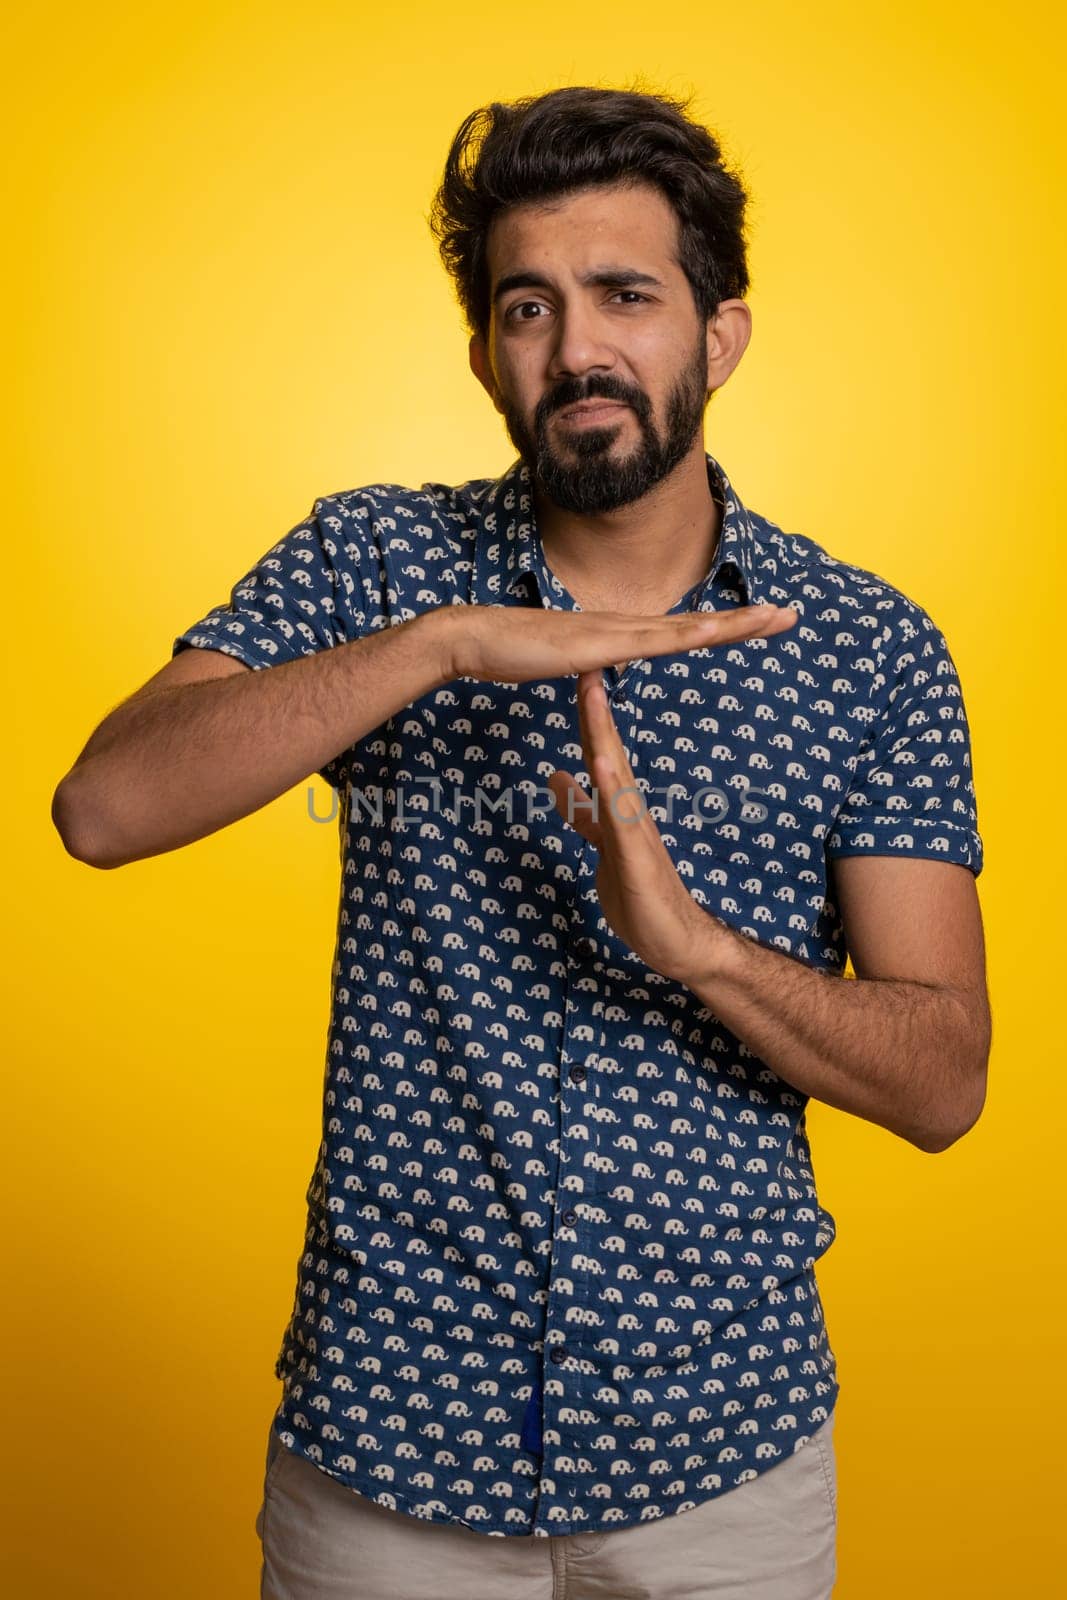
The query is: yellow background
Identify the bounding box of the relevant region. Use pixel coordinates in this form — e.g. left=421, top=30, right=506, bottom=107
left=7, top=1, right=1063, bottom=1593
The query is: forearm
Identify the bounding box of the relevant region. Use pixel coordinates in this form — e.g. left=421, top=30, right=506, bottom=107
left=681, top=914, right=988, bottom=1152
left=53, top=608, right=454, bottom=868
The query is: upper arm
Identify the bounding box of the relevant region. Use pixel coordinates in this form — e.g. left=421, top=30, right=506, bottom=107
left=123, top=644, right=251, bottom=705
left=831, top=854, right=989, bottom=1009
left=823, top=600, right=991, bottom=1103
left=831, top=854, right=992, bottom=1129
left=824, top=598, right=990, bottom=1014
left=64, top=646, right=251, bottom=778
left=166, top=494, right=380, bottom=790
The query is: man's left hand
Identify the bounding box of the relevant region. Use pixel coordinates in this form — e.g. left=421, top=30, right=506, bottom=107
left=547, top=669, right=719, bottom=987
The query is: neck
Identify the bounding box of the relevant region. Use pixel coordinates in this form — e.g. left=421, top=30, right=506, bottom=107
left=531, top=441, right=723, bottom=611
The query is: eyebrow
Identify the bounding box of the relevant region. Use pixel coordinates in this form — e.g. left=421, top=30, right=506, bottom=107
left=492, top=266, right=668, bottom=304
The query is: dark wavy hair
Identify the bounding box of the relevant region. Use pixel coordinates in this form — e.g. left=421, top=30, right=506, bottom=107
left=428, top=84, right=752, bottom=343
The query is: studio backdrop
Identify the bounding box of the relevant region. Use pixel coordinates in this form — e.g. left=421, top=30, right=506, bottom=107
left=6, top=1, right=1062, bottom=1595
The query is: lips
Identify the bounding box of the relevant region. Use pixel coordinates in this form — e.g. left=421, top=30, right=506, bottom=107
left=558, top=401, right=628, bottom=421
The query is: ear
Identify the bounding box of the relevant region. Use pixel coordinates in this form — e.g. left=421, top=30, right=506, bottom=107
left=705, top=299, right=752, bottom=393
left=469, top=332, right=504, bottom=415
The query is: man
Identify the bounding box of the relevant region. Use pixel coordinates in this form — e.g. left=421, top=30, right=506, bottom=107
left=52, top=84, right=990, bottom=1600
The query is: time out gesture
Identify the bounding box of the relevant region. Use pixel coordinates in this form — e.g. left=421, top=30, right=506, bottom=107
left=544, top=603, right=798, bottom=987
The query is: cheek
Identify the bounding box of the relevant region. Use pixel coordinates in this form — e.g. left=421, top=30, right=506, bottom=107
left=511, top=349, right=549, bottom=395
left=505, top=371, right=550, bottom=427
left=641, top=324, right=701, bottom=378
left=625, top=356, right=676, bottom=408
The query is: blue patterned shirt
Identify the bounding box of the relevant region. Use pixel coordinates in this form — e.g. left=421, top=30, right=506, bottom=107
left=173, top=452, right=983, bottom=1536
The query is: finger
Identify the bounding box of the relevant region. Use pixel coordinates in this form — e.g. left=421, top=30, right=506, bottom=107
left=577, top=675, right=648, bottom=836
left=547, top=769, right=604, bottom=846
left=574, top=669, right=600, bottom=806
left=637, top=604, right=797, bottom=651
left=578, top=669, right=632, bottom=779
left=590, top=749, right=653, bottom=873
left=634, top=604, right=797, bottom=655
left=575, top=670, right=623, bottom=805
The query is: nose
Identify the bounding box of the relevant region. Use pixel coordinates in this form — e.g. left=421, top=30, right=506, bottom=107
left=547, top=300, right=618, bottom=385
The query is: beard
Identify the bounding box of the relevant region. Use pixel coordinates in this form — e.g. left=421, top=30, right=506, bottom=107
left=497, top=334, right=710, bottom=514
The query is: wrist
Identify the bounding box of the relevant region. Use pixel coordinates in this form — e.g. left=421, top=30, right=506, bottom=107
left=418, top=605, right=461, bottom=688
left=674, top=905, right=736, bottom=993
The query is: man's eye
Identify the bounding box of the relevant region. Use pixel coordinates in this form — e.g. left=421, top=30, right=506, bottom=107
left=506, top=292, right=649, bottom=322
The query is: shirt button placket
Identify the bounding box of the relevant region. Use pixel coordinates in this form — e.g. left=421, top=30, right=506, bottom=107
left=545, top=917, right=600, bottom=1504
left=547, top=921, right=598, bottom=1459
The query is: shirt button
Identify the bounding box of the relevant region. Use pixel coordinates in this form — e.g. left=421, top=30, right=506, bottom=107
left=569, top=1064, right=587, bottom=1085
left=549, top=1345, right=568, bottom=1365
left=562, top=1208, right=578, bottom=1226
left=575, top=936, right=595, bottom=956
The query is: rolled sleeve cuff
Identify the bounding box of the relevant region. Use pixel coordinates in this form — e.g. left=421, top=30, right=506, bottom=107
left=826, top=814, right=984, bottom=876
left=171, top=622, right=291, bottom=672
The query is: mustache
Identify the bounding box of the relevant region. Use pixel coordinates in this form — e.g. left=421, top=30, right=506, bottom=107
left=539, top=379, right=647, bottom=421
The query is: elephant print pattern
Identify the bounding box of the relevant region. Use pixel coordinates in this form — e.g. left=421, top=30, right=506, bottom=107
left=173, top=452, right=983, bottom=1537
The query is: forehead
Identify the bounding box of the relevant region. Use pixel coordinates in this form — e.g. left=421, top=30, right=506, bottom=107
left=485, top=179, right=684, bottom=286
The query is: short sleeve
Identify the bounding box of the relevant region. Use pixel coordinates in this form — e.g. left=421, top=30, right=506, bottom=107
left=172, top=495, right=374, bottom=669
left=825, top=605, right=984, bottom=877
left=172, top=495, right=379, bottom=790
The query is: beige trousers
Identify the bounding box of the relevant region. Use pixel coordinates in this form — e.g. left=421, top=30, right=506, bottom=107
left=257, top=1411, right=837, bottom=1599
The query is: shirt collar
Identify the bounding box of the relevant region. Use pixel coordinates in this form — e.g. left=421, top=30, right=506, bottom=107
left=473, top=450, right=763, bottom=611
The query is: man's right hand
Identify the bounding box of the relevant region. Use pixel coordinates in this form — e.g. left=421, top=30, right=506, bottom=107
left=434, top=601, right=798, bottom=684
left=52, top=598, right=798, bottom=870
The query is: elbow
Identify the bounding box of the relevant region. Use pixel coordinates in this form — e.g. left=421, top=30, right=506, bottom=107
left=51, top=773, right=93, bottom=863
left=51, top=772, right=124, bottom=870
left=914, top=1064, right=990, bottom=1155
left=914, top=1116, right=980, bottom=1155
left=915, top=999, right=992, bottom=1154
